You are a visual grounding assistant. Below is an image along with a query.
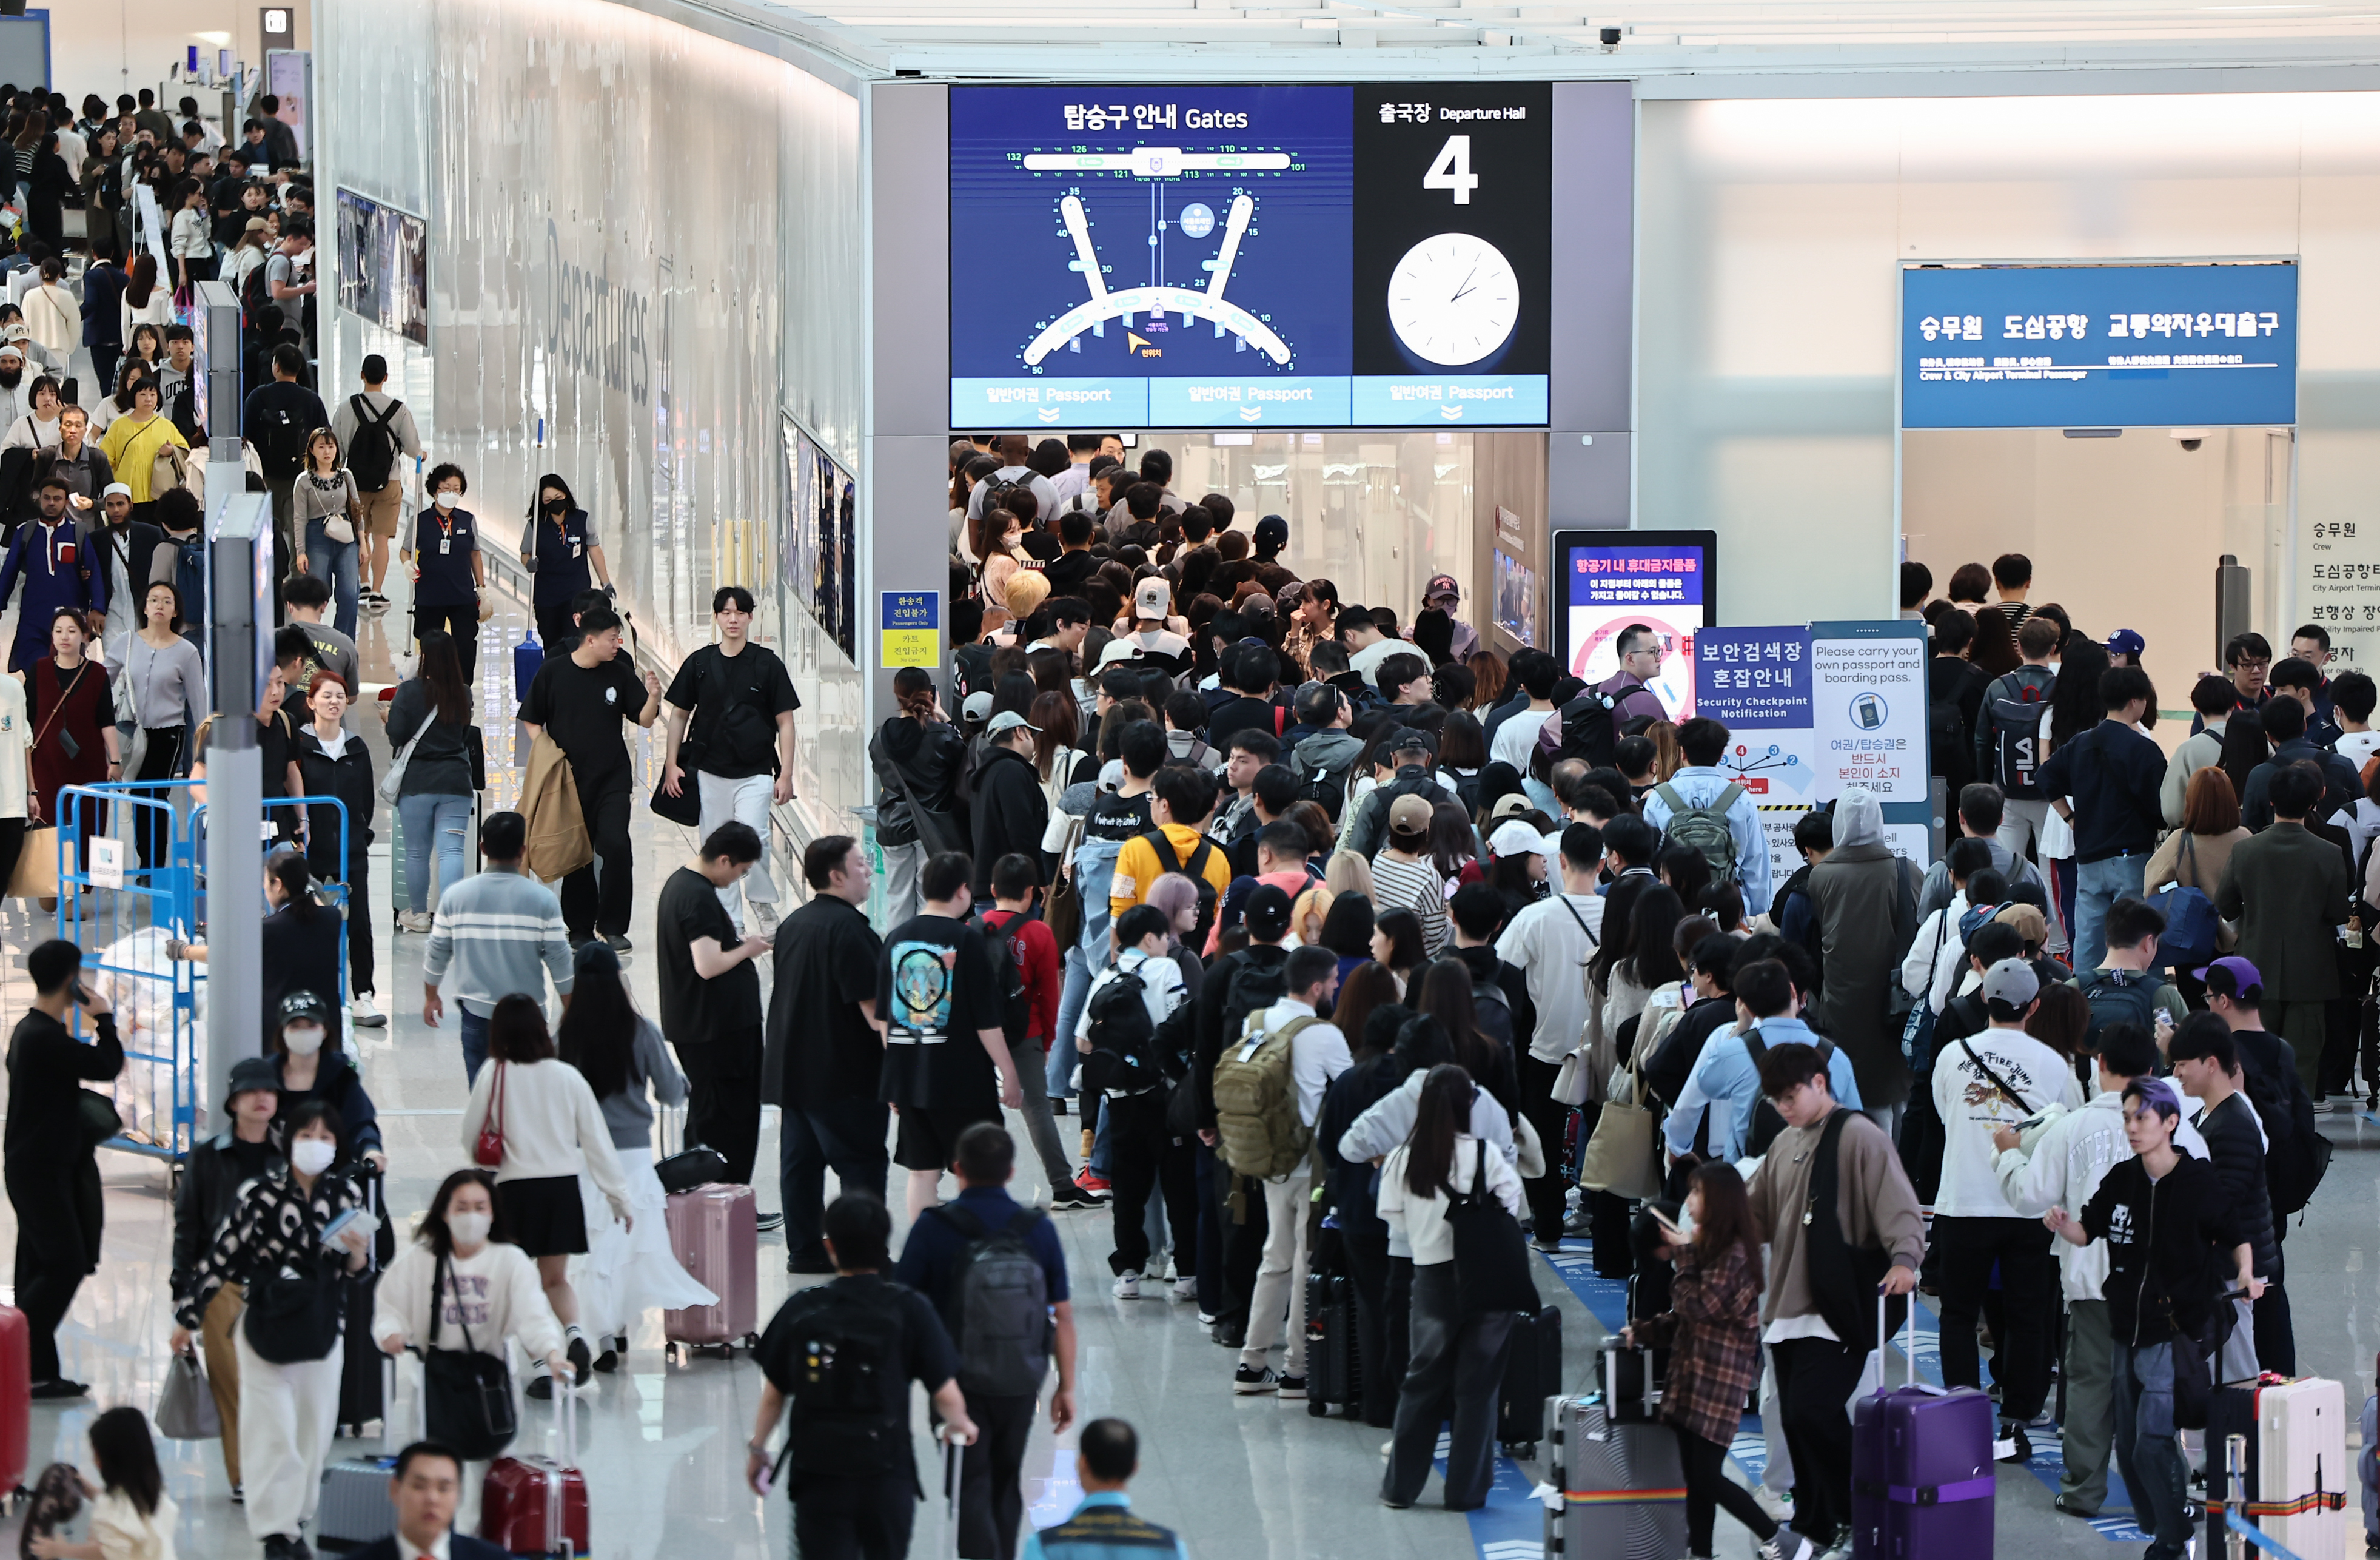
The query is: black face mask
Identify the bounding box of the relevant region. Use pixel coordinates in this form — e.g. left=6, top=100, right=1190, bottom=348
left=545, top=499, right=568, bottom=515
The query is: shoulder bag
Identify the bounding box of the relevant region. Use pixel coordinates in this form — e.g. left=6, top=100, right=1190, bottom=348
left=242, top=1200, right=344, bottom=1365
left=1447, top=1138, right=1540, bottom=1316
left=472, top=1063, right=506, bottom=1168
left=1044, top=814, right=1086, bottom=949
left=870, top=730, right=959, bottom=857
left=649, top=653, right=705, bottom=828
left=377, top=710, right=424, bottom=804
left=420, top=1250, right=518, bottom=1459
left=1577, top=1032, right=1664, bottom=1202
left=1548, top=896, right=1604, bottom=1108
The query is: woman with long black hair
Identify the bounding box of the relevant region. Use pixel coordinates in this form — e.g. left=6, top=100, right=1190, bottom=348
left=386, top=630, right=481, bottom=933
left=1412, top=960, right=1520, bottom=1116
left=554, top=941, right=713, bottom=1370
left=1378, top=1063, right=1526, bottom=1511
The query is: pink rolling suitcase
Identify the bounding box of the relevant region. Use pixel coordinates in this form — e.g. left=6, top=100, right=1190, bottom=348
left=663, top=1183, right=759, bottom=1359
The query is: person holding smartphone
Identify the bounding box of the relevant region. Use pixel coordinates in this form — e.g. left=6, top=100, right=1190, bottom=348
left=3, top=938, right=123, bottom=1399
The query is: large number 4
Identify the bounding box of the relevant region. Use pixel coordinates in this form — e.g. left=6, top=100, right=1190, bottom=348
left=1423, top=134, right=1478, bottom=205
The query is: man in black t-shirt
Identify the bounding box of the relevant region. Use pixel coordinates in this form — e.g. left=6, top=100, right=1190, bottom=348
left=876, top=849, right=1024, bottom=1222
left=661, top=585, right=801, bottom=933
left=655, top=822, right=771, bottom=1192
left=746, top=1195, right=974, bottom=1558
left=764, top=836, right=887, bottom=1274
left=518, top=605, right=661, bottom=949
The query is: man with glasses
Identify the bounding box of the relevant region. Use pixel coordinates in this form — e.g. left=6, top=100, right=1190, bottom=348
left=1533, top=621, right=1672, bottom=764
left=2196, top=632, right=2274, bottom=735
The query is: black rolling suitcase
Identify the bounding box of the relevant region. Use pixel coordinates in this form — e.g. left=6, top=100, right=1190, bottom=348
left=1304, top=1269, right=1362, bottom=1418
left=1498, top=1305, right=1564, bottom=1457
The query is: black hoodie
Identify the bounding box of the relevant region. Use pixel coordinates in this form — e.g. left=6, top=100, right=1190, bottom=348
left=967, top=742, right=1049, bottom=899
left=2079, top=1148, right=2248, bottom=1345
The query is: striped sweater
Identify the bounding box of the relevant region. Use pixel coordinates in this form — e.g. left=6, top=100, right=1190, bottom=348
left=423, top=864, right=576, bottom=1017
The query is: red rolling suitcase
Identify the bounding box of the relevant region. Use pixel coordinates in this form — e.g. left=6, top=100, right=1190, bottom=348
left=663, top=1182, right=759, bottom=1357
left=0, top=1303, right=27, bottom=1499
left=481, top=1383, right=588, bottom=1558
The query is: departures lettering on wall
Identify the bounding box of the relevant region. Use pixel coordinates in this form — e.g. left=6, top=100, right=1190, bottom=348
left=544, top=217, right=654, bottom=407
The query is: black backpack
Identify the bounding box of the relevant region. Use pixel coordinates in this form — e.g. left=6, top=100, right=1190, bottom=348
left=1082, top=961, right=1164, bottom=1097
left=240, top=258, right=273, bottom=322
left=1741, top=1030, right=1837, bottom=1157
left=765, top=1283, right=910, bottom=1478
left=2238, top=1055, right=2331, bottom=1218
left=1546, top=687, right=1619, bottom=773
left=1983, top=668, right=2056, bottom=798
left=1469, top=964, right=1516, bottom=1051
left=930, top=1203, right=1054, bottom=1397
left=974, top=474, right=1032, bottom=531
left=1141, top=829, right=1218, bottom=951
left=346, top=394, right=402, bottom=491
left=1929, top=687, right=1974, bottom=795
left=982, top=913, right=1034, bottom=1046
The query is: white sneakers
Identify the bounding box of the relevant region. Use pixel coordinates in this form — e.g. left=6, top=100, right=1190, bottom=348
left=398, top=910, right=434, bottom=933
left=1170, top=1277, right=1198, bottom=1303
left=351, top=997, right=385, bottom=1027
left=1112, top=1273, right=1142, bottom=1300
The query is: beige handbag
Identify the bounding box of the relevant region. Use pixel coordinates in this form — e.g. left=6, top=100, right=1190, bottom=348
left=1577, top=1035, right=1664, bottom=1201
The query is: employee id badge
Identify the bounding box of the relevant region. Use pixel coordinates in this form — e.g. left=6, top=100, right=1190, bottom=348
left=571, top=542, right=583, bottom=558
left=440, top=539, right=451, bottom=554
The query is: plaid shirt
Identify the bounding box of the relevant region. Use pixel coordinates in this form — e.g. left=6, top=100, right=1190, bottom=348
left=1632, top=1238, right=1764, bottom=1447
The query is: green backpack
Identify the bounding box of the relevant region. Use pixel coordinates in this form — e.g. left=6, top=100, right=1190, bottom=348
left=1654, top=781, right=1745, bottom=887
left=1212, top=1013, right=1319, bottom=1180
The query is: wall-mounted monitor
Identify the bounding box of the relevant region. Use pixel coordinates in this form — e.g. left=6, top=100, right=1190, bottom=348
left=1552, top=528, right=1716, bottom=722
left=947, top=83, right=1551, bottom=429
left=334, top=187, right=426, bottom=347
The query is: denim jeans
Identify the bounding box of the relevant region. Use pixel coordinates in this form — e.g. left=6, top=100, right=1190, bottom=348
left=304, top=517, right=361, bottom=639
left=1048, top=947, right=1090, bottom=1100
left=397, top=792, right=473, bottom=913
left=2112, top=1340, right=2191, bottom=1560
left=2073, top=852, right=2149, bottom=978
left=460, top=1004, right=489, bottom=1085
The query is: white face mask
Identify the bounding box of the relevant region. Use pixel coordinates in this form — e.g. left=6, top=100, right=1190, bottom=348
left=433, top=491, right=458, bottom=511
left=283, top=1024, right=326, bottom=1057
left=447, top=1211, right=492, bottom=1249
left=290, top=1138, right=336, bottom=1177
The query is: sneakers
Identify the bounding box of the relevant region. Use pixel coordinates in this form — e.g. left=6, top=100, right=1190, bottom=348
left=28, top=1379, right=86, bottom=1400
left=1076, top=1172, right=1113, bottom=1199
left=2053, top=1494, right=2099, bottom=1518
left=526, top=1374, right=556, bottom=1400
left=1233, top=1365, right=1280, bottom=1394
left=397, top=909, right=434, bottom=933
left=1757, top=1537, right=1815, bottom=1560
left=604, top=933, right=633, bottom=953
left=1048, top=1180, right=1099, bottom=1210
left=756, top=1212, right=785, bottom=1234
left=1993, top=1422, right=2031, bottom=1463
left=1170, top=1277, right=1199, bottom=1303
left=1277, top=1374, right=1308, bottom=1401
left=1198, top=1311, right=1218, bottom=1326
left=350, top=996, right=385, bottom=1027
left=1753, top=1487, right=1795, bottom=1524
left=566, top=1333, right=594, bottom=1385
left=1112, top=1272, right=1143, bottom=1300
left=229, top=1484, right=243, bottom=1505
left=593, top=1346, right=620, bottom=1374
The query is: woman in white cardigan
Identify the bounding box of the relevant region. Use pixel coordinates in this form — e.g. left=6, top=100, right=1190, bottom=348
left=373, top=1167, right=567, bottom=1427
left=458, top=995, right=631, bottom=1398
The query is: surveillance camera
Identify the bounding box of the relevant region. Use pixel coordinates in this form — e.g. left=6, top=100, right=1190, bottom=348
left=2170, top=428, right=2208, bottom=452
left=1600, top=25, right=1622, bottom=45
left=2179, top=439, right=2203, bottom=452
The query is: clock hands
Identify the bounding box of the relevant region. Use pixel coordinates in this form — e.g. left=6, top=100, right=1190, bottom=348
left=1450, top=264, right=1479, bottom=303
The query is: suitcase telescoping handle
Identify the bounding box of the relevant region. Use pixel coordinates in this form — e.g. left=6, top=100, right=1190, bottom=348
left=1875, top=1286, right=1917, bottom=1395
left=1601, top=1337, right=1656, bottom=1416
left=942, top=1428, right=965, bottom=1560
left=545, top=1381, right=577, bottom=1559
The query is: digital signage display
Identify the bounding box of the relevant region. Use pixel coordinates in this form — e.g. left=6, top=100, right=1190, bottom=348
left=1902, top=261, right=2298, bottom=429
left=948, top=84, right=1550, bottom=429
left=1552, top=529, right=1716, bottom=722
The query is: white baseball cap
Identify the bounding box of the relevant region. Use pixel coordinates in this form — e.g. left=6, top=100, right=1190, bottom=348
left=1133, top=577, right=1171, bottom=619
left=1489, top=819, right=1548, bottom=858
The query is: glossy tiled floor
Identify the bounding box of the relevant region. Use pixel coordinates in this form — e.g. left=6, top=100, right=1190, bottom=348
left=4, top=557, right=2380, bottom=1558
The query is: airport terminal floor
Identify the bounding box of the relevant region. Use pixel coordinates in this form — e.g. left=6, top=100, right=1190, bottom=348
left=0, top=582, right=2373, bottom=1559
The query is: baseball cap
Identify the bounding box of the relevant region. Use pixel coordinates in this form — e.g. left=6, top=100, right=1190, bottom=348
left=1388, top=793, right=1435, bottom=837
left=2105, top=628, right=2146, bottom=658
left=1423, top=573, right=1461, bottom=604
left=2193, top=955, right=2263, bottom=1003
left=1244, top=883, right=1294, bottom=942
left=960, top=690, right=994, bottom=722
left=1133, top=578, right=1172, bottom=619
left=1980, top=957, right=2040, bottom=1008
left=1488, top=819, right=1547, bottom=858
left=244, top=215, right=269, bottom=232
left=1489, top=791, right=1537, bottom=822
left=1390, top=727, right=1434, bottom=759
left=1253, top=514, right=1288, bottom=550
left=278, top=989, right=332, bottom=1028
left=986, top=710, right=1038, bottom=739
left=226, top=1055, right=279, bottom=1101
left=1095, top=638, right=1142, bottom=671
left=1993, top=902, right=2047, bottom=949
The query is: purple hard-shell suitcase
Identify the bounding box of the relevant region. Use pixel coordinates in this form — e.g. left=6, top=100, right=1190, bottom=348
left=1851, top=1294, right=1996, bottom=1560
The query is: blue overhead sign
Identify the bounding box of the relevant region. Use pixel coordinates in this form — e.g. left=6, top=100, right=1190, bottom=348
left=1902, top=263, right=2297, bottom=429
